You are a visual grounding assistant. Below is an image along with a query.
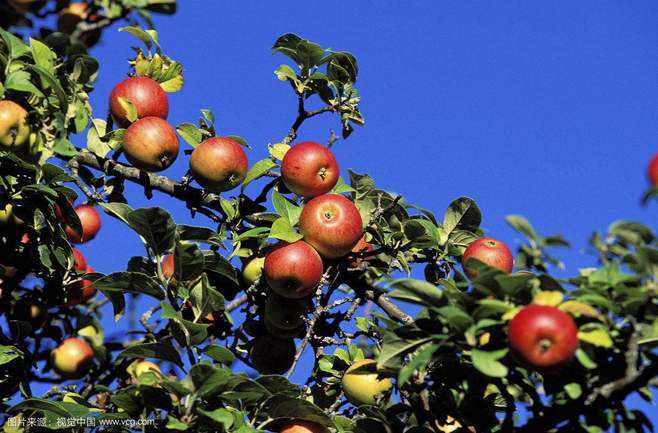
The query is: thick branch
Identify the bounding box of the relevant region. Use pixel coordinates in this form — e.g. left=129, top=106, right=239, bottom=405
left=59, top=151, right=227, bottom=217
left=362, top=287, right=413, bottom=324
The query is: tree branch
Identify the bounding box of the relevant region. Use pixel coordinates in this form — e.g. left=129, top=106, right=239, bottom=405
left=58, top=151, right=227, bottom=218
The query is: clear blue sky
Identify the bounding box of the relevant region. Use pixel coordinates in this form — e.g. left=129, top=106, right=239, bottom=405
left=38, top=0, right=658, bottom=426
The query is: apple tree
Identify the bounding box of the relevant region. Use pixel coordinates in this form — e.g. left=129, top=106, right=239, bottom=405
left=1, top=3, right=657, bottom=433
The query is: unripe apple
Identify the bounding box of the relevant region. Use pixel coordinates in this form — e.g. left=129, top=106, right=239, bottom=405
left=281, top=141, right=339, bottom=197
left=72, top=248, right=87, bottom=271
left=161, top=254, right=175, bottom=279
left=65, top=204, right=101, bottom=244
left=189, top=137, right=248, bottom=191
left=123, top=117, right=179, bottom=172
left=299, top=194, right=363, bottom=258
left=77, top=325, right=103, bottom=347
left=242, top=257, right=265, bottom=285
left=264, top=294, right=308, bottom=338
left=67, top=266, right=96, bottom=306
left=249, top=334, right=296, bottom=375
left=341, top=359, right=392, bottom=406
left=647, top=153, right=658, bottom=186
left=264, top=241, right=323, bottom=299
left=461, top=237, right=513, bottom=278
left=0, top=100, right=30, bottom=149
left=109, top=77, right=169, bottom=126
left=508, top=304, right=578, bottom=368
left=51, top=337, right=94, bottom=378
left=280, top=420, right=329, bottom=433
left=127, top=360, right=162, bottom=384
left=57, top=2, right=101, bottom=46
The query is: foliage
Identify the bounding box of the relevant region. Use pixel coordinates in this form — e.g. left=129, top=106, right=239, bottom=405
left=0, top=3, right=656, bottom=433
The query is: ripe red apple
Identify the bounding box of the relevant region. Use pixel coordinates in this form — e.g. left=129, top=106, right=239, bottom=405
left=299, top=194, right=363, bottom=258
left=65, top=204, right=101, bottom=244
left=123, top=117, right=179, bottom=172
left=281, top=141, right=339, bottom=197
left=280, top=421, right=328, bottom=433
left=67, top=266, right=97, bottom=306
left=109, top=77, right=169, bottom=126
left=161, top=254, right=175, bottom=279
left=0, top=100, right=30, bottom=149
left=249, top=334, right=296, bottom=375
left=72, top=248, right=87, bottom=271
left=189, top=137, right=248, bottom=191
left=57, top=2, right=101, bottom=46
left=508, top=304, right=578, bottom=368
left=341, top=359, right=392, bottom=406
left=51, top=337, right=94, bottom=378
left=461, top=237, right=513, bottom=278
left=647, top=153, right=658, bottom=186
left=263, top=241, right=323, bottom=299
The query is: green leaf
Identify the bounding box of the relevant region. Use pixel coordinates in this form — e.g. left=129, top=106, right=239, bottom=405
left=160, top=74, right=183, bottom=92
left=117, top=341, right=183, bottom=367
left=575, top=348, right=598, bottom=369
left=269, top=217, right=303, bottom=243
left=203, top=345, right=236, bottom=365
left=578, top=327, right=613, bottom=348
left=117, top=97, right=138, bottom=123
left=397, top=343, right=438, bottom=386
left=125, top=207, right=176, bottom=255
left=268, top=142, right=290, bottom=160
left=93, top=272, right=165, bottom=300
left=505, top=215, right=538, bottom=240
left=176, top=123, right=204, bottom=147
left=119, top=26, right=159, bottom=50
left=5, top=70, right=44, bottom=98
left=387, top=278, right=442, bottom=307
left=471, top=348, right=508, bottom=377
left=0, top=28, right=30, bottom=59
left=29, top=38, right=56, bottom=74
left=564, top=383, right=582, bottom=399
left=271, top=190, right=301, bottom=225
left=443, top=196, right=481, bottom=235
left=241, top=158, right=277, bottom=189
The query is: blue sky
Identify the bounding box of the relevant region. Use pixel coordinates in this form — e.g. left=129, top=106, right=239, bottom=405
left=24, top=0, right=658, bottom=427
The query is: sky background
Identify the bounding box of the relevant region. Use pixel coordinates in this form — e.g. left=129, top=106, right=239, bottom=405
left=21, top=0, right=658, bottom=428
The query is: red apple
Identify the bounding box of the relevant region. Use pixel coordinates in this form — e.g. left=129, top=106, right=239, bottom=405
left=647, top=153, right=658, bottom=186
left=264, top=241, right=323, bottom=299
left=0, top=100, right=30, bottom=149
left=109, top=77, right=169, bottom=126
left=299, top=194, right=363, bottom=258
left=189, top=137, right=248, bottom=191
left=280, top=421, right=328, bottom=433
left=161, top=254, right=175, bottom=279
left=508, top=304, right=578, bottom=368
left=51, top=337, right=94, bottom=378
left=123, top=117, right=179, bottom=172
left=72, top=248, right=87, bottom=271
left=65, top=205, right=101, bottom=244
left=281, top=141, right=339, bottom=197
left=67, top=266, right=97, bottom=306
left=461, top=237, right=513, bottom=278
